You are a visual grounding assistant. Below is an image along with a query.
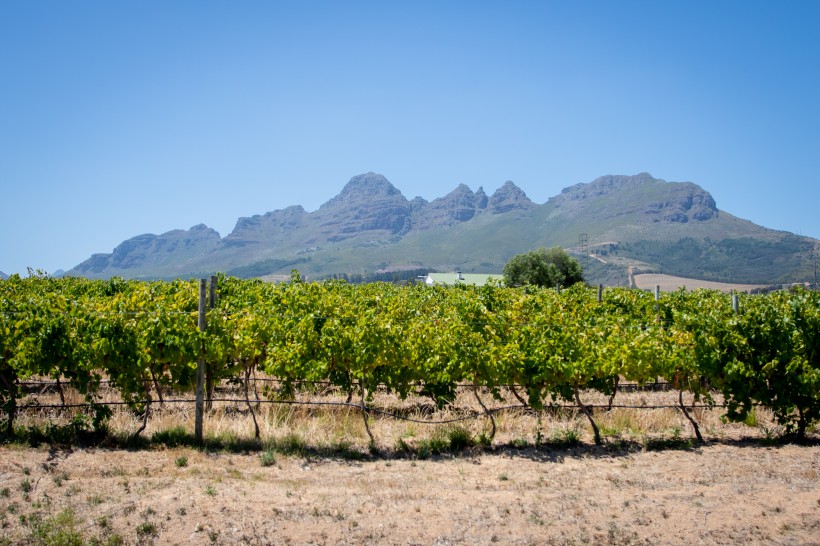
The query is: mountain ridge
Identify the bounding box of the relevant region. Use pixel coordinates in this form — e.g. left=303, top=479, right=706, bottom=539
left=65, top=173, right=819, bottom=285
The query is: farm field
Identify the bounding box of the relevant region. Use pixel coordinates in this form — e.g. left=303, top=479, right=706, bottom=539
left=632, top=273, right=769, bottom=293
left=1, top=436, right=818, bottom=545
left=2, top=385, right=819, bottom=546
left=2, top=276, right=819, bottom=544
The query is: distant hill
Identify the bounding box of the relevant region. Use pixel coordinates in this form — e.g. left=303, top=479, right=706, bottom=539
left=0, top=271, right=7, bottom=280
left=65, top=172, right=819, bottom=285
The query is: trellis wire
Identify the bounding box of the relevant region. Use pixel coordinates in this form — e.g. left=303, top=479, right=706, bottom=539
left=14, top=396, right=725, bottom=426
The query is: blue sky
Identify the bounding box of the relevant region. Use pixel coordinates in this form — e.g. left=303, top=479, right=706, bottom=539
left=2, top=1, right=819, bottom=276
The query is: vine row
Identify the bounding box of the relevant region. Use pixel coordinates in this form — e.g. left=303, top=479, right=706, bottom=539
left=1, top=272, right=817, bottom=443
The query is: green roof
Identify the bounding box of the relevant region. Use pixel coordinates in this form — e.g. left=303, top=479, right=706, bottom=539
left=425, top=273, right=504, bottom=287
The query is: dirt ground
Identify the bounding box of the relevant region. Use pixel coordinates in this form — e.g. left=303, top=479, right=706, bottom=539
left=632, top=273, right=767, bottom=293
left=1, top=440, right=818, bottom=546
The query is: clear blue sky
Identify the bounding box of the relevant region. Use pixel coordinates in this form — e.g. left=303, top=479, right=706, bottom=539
left=2, top=1, right=818, bottom=276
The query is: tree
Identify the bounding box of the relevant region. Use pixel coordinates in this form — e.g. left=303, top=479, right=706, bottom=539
left=502, top=247, right=583, bottom=288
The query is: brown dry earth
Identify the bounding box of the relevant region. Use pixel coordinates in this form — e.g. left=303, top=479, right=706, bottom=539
left=1, top=441, right=818, bottom=546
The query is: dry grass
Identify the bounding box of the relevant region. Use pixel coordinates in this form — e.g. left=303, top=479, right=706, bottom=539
left=9, top=380, right=799, bottom=454
left=1, top=436, right=818, bottom=545
left=633, top=273, right=768, bottom=293
left=2, top=383, right=819, bottom=545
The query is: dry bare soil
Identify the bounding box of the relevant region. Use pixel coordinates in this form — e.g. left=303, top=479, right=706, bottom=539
left=632, top=273, right=768, bottom=293
left=1, top=440, right=819, bottom=545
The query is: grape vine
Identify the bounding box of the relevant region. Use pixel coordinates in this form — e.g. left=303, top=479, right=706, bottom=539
left=1, top=272, right=817, bottom=442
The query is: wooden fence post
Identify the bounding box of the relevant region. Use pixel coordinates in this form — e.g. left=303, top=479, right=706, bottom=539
left=206, top=275, right=218, bottom=409
left=195, top=279, right=207, bottom=444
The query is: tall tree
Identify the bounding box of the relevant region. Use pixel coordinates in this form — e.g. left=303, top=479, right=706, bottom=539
left=503, top=247, right=583, bottom=288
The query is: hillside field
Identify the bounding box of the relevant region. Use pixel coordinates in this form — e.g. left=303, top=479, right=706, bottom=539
left=633, top=273, right=769, bottom=293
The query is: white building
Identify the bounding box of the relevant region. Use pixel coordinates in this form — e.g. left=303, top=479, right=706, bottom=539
left=423, top=272, right=504, bottom=287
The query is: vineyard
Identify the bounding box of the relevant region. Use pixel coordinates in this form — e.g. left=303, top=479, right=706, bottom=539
left=1, top=272, right=818, bottom=447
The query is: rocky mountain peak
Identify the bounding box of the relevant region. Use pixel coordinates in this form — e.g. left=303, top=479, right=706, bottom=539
left=551, top=173, right=717, bottom=223
left=644, top=183, right=718, bottom=223
left=320, top=172, right=405, bottom=210
left=557, top=172, right=656, bottom=201
left=412, top=184, right=480, bottom=229
left=315, top=173, right=412, bottom=239
left=475, top=186, right=489, bottom=209
left=488, top=181, right=534, bottom=213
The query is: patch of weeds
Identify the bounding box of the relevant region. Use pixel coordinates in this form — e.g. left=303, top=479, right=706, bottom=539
left=368, top=440, right=380, bottom=456
left=205, top=485, right=216, bottom=497
left=476, top=432, right=492, bottom=447
left=549, top=427, right=581, bottom=448
left=510, top=437, right=529, bottom=449
left=175, top=456, right=189, bottom=468
left=760, top=426, right=782, bottom=446
left=100, top=466, right=126, bottom=478
left=395, top=437, right=412, bottom=453
left=28, top=508, right=84, bottom=546
left=498, top=473, right=509, bottom=481
left=0, top=487, right=9, bottom=498
left=598, top=424, right=621, bottom=437
left=206, top=433, right=260, bottom=453
left=447, top=426, right=473, bottom=451
left=24, top=413, right=109, bottom=447
left=272, top=433, right=307, bottom=456
left=416, top=434, right=448, bottom=458
left=260, top=450, right=276, bottom=467
left=669, top=426, right=683, bottom=440
left=20, top=479, right=31, bottom=494
left=90, top=535, right=124, bottom=546
left=743, top=407, right=758, bottom=427
left=605, top=522, right=643, bottom=545
left=52, top=470, right=70, bottom=487
left=135, top=521, right=158, bottom=538
left=176, top=507, right=187, bottom=516
left=415, top=443, right=431, bottom=460
left=22, top=466, right=31, bottom=476
left=643, top=435, right=694, bottom=451
left=606, top=437, right=630, bottom=452
left=140, top=507, right=156, bottom=518
left=151, top=426, right=192, bottom=447
left=401, top=425, right=416, bottom=438
left=327, top=440, right=364, bottom=460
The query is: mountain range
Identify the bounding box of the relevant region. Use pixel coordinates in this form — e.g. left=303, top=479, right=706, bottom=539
left=65, top=172, right=819, bottom=285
